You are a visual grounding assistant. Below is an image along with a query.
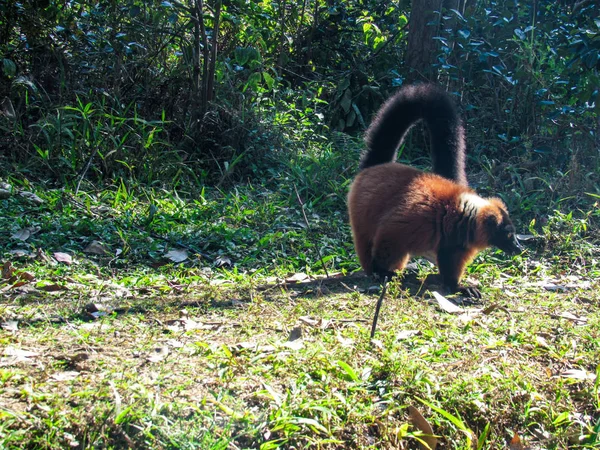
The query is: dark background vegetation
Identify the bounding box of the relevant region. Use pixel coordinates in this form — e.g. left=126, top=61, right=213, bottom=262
left=2, top=0, right=598, bottom=191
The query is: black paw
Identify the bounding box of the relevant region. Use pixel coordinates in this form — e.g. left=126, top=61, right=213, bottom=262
left=458, top=286, right=482, bottom=299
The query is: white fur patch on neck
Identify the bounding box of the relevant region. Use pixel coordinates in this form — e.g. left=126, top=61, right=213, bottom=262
left=459, top=192, right=489, bottom=213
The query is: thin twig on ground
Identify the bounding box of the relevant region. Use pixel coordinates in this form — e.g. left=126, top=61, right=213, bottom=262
left=370, top=276, right=388, bottom=338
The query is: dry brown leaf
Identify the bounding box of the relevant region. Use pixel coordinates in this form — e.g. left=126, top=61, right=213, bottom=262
left=508, top=432, right=525, bottom=450
left=165, top=249, right=188, bottom=263
left=482, top=303, right=508, bottom=315
left=37, top=283, right=68, bottom=292
left=431, top=291, right=462, bottom=314
left=408, top=405, right=437, bottom=450
left=53, top=252, right=73, bottom=265
left=19, top=271, right=35, bottom=281
left=2, top=261, right=15, bottom=280
left=7, top=280, right=28, bottom=290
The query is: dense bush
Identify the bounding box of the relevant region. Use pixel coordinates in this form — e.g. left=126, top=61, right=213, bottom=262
left=1, top=0, right=598, bottom=185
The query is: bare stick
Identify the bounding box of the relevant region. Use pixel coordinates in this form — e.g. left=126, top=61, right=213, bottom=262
left=293, top=184, right=330, bottom=278
left=370, top=276, right=388, bottom=338
left=75, top=148, right=99, bottom=195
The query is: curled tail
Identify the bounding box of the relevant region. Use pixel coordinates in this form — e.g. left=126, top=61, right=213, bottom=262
left=360, top=83, right=467, bottom=185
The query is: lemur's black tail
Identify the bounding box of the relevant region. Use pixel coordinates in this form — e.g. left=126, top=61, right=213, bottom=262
left=360, top=84, right=467, bottom=185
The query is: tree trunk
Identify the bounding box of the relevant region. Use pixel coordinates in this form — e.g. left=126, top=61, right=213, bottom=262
left=405, top=0, right=440, bottom=82
left=206, top=0, right=221, bottom=104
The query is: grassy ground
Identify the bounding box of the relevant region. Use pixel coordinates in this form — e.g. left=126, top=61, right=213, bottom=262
left=1, top=150, right=599, bottom=449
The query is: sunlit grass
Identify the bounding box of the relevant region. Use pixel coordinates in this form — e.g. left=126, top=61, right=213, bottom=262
left=1, top=149, right=599, bottom=448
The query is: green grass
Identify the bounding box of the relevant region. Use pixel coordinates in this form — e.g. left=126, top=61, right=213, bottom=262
left=1, top=149, right=600, bottom=449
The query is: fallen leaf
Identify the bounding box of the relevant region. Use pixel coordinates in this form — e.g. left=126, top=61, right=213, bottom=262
left=164, top=317, right=205, bottom=332
left=214, top=255, right=232, bottom=268
left=2, top=261, right=15, bottom=279
left=78, top=322, right=112, bottom=331
left=555, top=311, right=587, bottom=324
left=336, top=333, right=354, bottom=347
left=508, top=432, right=525, bottom=450
left=370, top=339, right=384, bottom=349
left=84, top=240, right=109, bottom=255
left=1, top=320, right=18, bottom=332
left=147, top=346, right=169, bottom=363
left=8, top=249, right=32, bottom=258
left=408, top=405, right=437, bottom=450
left=282, top=339, right=304, bottom=351
left=50, top=371, right=80, bottom=382
left=235, top=342, right=276, bottom=353
left=397, top=329, right=420, bottom=341
left=19, top=191, right=44, bottom=205
left=19, top=271, right=35, bottom=281
left=37, top=283, right=68, bottom=292
left=164, top=339, right=184, bottom=348
left=559, top=369, right=596, bottom=381
left=11, top=228, right=31, bottom=241
left=3, top=347, right=39, bottom=358
left=481, top=303, right=504, bottom=315
left=53, top=252, right=73, bottom=265
left=165, top=249, right=188, bottom=263
left=298, top=316, right=320, bottom=327
left=431, top=291, right=462, bottom=314
left=35, top=248, right=52, bottom=263
left=535, top=335, right=550, bottom=348
left=320, top=319, right=333, bottom=330
left=285, top=272, right=309, bottom=283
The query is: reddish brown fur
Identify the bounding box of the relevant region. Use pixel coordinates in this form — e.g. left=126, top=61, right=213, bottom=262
left=348, top=162, right=509, bottom=289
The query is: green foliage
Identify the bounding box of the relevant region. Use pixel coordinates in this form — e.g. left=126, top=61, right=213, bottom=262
left=2, top=1, right=597, bottom=184
left=432, top=1, right=599, bottom=164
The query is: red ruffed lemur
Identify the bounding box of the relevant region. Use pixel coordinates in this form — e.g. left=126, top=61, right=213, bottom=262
left=347, top=83, right=522, bottom=297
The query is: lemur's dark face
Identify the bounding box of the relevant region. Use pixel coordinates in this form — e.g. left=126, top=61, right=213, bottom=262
left=488, top=209, right=522, bottom=255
